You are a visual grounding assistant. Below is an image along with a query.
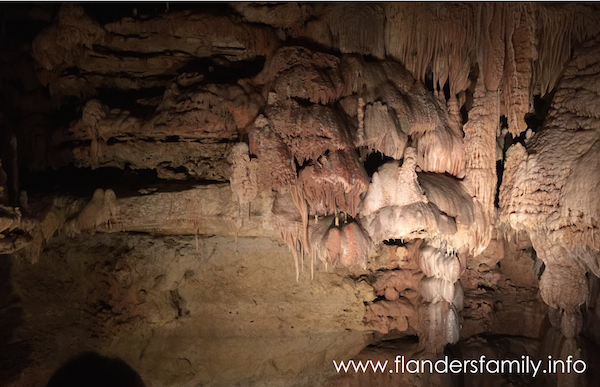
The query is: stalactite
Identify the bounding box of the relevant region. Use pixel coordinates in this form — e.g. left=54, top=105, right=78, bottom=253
left=63, top=188, right=119, bottom=237
left=419, top=244, right=465, bottom=352
left=297, top=149, right=369, bottom=218
left=279, top=221, right=303, bottom=282
left=358, top=101, right=407, bottom=160
left=228, top=142, right=259, bottom=205
left=407, top=84, right=466, bottom=177
left=503, top=3, right=536, bottom=135
left=533, top=4, right=600, bottom=97
left=419, top=245, right=462, bottom=283
left=384, top=3, right=475, bottom=95
left=289, top=185, right=309, bottom=265
left=382, top=3, right=600, bottom=140
left=462, top=81, right=498, bottom=252
left=356, top=97, right=365, bottom=142
left=277, top=206, right=371, bottom=280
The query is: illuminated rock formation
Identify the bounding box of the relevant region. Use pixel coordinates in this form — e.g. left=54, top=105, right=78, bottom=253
left=1, top=3, right=600, bottom=387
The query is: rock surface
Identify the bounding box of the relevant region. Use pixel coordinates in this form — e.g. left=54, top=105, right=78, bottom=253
left=1, top=3, right=600, bottom=387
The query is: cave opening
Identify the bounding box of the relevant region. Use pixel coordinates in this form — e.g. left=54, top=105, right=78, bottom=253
left=362, top=150, right=394, bottom=176
left=176, top=55, right=267, bottom=85
left=524, top=92, right=555, bottom=133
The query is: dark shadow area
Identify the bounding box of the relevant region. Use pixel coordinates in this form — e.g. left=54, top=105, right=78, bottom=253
left=46, top=352, right=146, bottom=387
left=176, top=55, right=266, bottom=85
left=363, top=150, right=394, bottom=177
left=81, top=3, right=231, bottom=24
left=446, top=335, right=539, bottom=387
left=21, top=164, right=226, bottom=200
left=383, top=239, right=407, bottom=246
left=524, top=92, right=554, bottom=133
left=495, top=159, right=504, bottom=208
left=0, top=256, right=31, bottom=385
left=21, top=165, right=161, bottom=197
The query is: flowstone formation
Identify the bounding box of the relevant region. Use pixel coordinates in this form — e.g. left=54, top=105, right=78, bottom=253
left=1, top=3, right=600, bottom=387
left=500, top=36, right=600, bottom=387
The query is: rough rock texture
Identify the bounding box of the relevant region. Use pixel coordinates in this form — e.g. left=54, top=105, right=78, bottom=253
left=460, top=231, right=548, bottom=340
left=4, top=234, right=372, bottom=387
left=254, top=46, right=345, bottom=105
left=32, top=4, right=278, bottom=99
left=500, top=37, right=600, bottom=344
left=3, top=3, right=600, bottom=387
left=298, top=149, right=369, bottom=217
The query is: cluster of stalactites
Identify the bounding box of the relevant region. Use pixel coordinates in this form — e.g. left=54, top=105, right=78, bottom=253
left=342, top=55, right=466, bottom=178
left=278, top=212, right=371, bottom=281
left=243, top=44, right=497, bottom=280
left=381, top=3, right=599, bottom=136
left=240, top=3, right=599, bottom=135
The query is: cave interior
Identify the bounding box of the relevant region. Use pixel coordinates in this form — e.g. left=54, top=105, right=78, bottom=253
left=1, top=2, right=600, bottom=387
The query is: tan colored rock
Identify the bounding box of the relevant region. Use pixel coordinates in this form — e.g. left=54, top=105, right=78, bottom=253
left=298, top=149, right=368, bottom=217
left=228, top=143, right=259, bottom=204
left=32, top=4, right=279, bottom=98
left=71, top=141, right=232, bottom=181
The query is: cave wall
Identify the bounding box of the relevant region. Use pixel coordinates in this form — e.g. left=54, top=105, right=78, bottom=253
left=4, top=234, right=370, bottom=387
left=1, top=3, right=599, bottom=387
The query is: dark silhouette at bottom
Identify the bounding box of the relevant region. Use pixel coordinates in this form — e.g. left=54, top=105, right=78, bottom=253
left=46, top=352, right=145, bottom=387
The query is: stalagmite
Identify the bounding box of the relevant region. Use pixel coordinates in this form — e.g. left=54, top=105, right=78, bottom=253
left=79, top=99, right=108, bottom=165
left=500, top=36, right=600, bottom=357
left=360, top=148, right=459, bottom=246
